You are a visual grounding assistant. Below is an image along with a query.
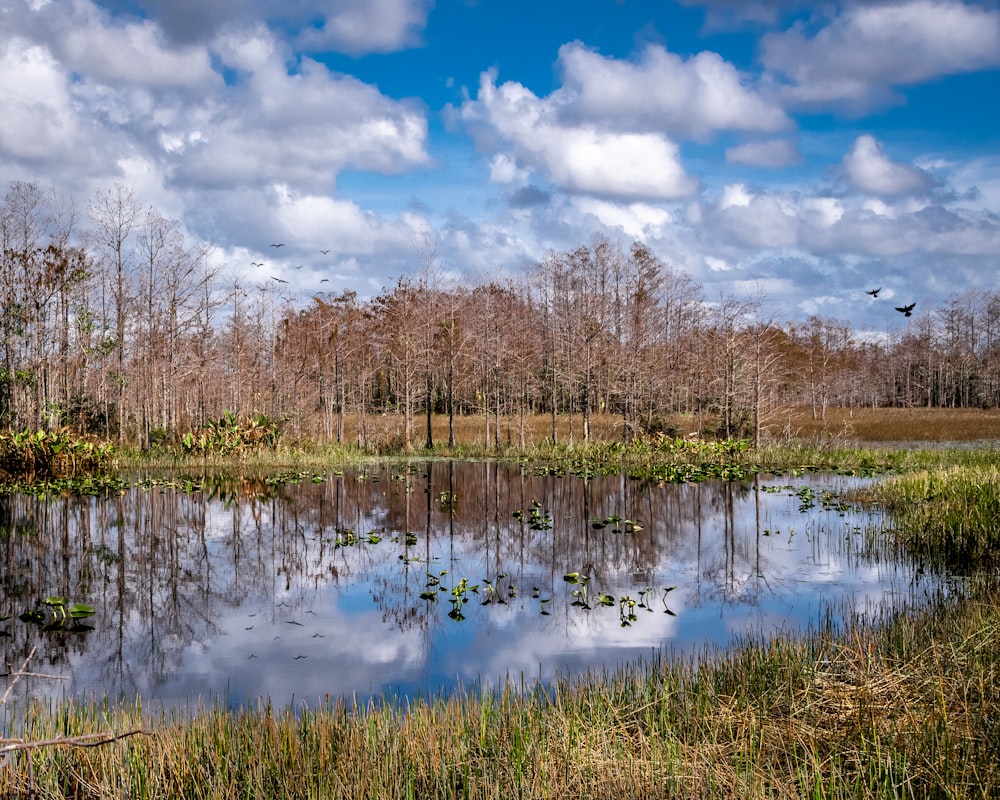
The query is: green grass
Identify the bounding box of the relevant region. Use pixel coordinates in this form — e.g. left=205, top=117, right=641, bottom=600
left=859, top=463, right=1000, bottom=573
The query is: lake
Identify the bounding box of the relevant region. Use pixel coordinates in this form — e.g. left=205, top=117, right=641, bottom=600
left=0, top=461, right=933, bottom=710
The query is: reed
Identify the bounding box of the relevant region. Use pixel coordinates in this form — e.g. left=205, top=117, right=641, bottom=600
left=861, top=463, right=1000, bottom=572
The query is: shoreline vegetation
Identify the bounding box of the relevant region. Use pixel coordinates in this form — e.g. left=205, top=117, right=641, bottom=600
left=2, top=408, right=1000, bottom=798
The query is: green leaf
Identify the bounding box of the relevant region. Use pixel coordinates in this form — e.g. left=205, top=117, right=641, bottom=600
left=69, top=603, right=96, bottom=619
left=43, top=596, right=69, bottom=607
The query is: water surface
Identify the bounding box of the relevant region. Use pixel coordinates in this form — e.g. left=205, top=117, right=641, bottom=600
left=0, top=462, right=932, bottom=709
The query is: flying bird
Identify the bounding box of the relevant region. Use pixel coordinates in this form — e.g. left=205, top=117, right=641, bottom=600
left=320, top=278, right=329, bottom=283
left=270, top=243, right=285, bottom=248
left=866, top=287, right=881, bottom=297
left=251, top=261, right=264, bottom=268
left=320, top=249, right=330, bottom=255
left=271, top=276, right=288, bottom=283
left=895, top=303, right=916, bottom=317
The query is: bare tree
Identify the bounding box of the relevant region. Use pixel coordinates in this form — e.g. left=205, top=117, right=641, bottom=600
left=88, top=184, right=140, bottom=441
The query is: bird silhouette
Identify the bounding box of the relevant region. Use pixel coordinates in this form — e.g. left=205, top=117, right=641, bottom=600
left=320, top=249, right=330, bottom=255
left=895, top=303, right=916, bottom=317
left=271, top=276, right=288, bottom=283
left=270, top=243, right=285, bottom=248
left=320, top=278, right=329, bottom=283
left=251, top=261, right=264, bottom=268
left=866, top=287, right=881, bottom=297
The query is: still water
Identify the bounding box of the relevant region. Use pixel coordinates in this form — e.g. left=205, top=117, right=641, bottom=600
left=0, top=462, right=931, bottom=709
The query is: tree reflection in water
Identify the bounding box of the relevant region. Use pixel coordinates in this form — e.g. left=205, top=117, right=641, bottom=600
left=0, top=463, right=930, bottom=709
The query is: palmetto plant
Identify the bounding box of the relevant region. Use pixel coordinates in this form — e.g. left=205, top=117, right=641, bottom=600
left=0, top=428, right=113, bottom=480
left=180, top=410, right=282, bottom=456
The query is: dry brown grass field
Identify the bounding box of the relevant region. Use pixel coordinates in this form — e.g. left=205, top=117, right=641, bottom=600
left=295, top=407, right=1000, bottom=452
left=764, top=406, right=1000, bottom=443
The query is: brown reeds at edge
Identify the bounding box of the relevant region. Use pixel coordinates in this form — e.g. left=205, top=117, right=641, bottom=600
left=1, top=577, right=997, bottom=800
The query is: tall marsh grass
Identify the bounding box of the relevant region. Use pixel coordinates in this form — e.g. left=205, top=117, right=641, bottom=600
left=862, top=464, right=1000, bottom=572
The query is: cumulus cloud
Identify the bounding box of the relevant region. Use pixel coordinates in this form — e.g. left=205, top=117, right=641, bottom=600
left=555, top=41, right=790, bottom=141
left=295, top=0, right=432, bottom=54
left=488, top=154, right=530, bottom=185
left=569, top=198, right=675, bottom=240
left=52, top=7, right=219, bottom=88
left=0, top=36, right=112, bottom=172
left=719, top=183, right=754, bottom=209
left=458, top=71, right=699, bottom=201
left=692, top=181, right=1000, bottom=263
left=801, top=197, right=845, bottom=228
left=725, top=138, right=801, bottom=168
left=169, top=39, right=430, bottom=192
left=0, top=1, right=430, bottom=196
left=710, top=192, right=799, bottom=248
left=271, top=188, right=426, bottom=255
left=842, top=135, right=932, bottom=196
left=95, top=0, right=433, bottom=54
left=0, top=38, right=75, bottom=159
left=0, top=0, right=436, bottom=299
left=455, top=39, right=792, bottom=202
left=761, top=0, right=1000, bottom=111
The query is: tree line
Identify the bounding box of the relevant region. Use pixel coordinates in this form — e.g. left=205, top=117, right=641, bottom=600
left=3, top=180, right=999, bottom=450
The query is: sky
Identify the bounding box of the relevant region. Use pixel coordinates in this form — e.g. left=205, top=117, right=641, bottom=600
left=1, top=0, right=999, bottom=332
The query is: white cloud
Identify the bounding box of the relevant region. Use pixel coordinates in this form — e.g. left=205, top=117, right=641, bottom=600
left=725, top=138, right=801, bottom=168
left=719, top=183, right=754, bottom=209
left=55, top=8, right=219, bottom=88
left=296, top=0, right=432, bottom=54
left=459, top=70, right=698, bottom=201
left=762, top=0, right=1000, bottom=111
left=555, top=41, right=790, bottom=141
left=691, top=178, right=1000, bottom=265
left=0, top=37, right=100, bottom=167
left=801, top=197, right=845, bottom=228
left=569, top=198, right=674, bottom=239
left=94, top=0, right=432, bottom=55
left=0, top=3, right=430, bottom=196
left=164, top=34, right=429, bottom=191
left=271, top=188, right=426, bottom=255
left=843, top=135, right=931, bottom=196
left=711, top=193, right=799, bottom=248
left=705, top=255, right=734, bottom=271
left=488, top=154, right=528, bottom=184
left=546, top=128, right=696, bottom=199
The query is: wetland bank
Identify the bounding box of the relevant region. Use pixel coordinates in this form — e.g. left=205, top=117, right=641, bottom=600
left=2, top=432, right=999, bottom=798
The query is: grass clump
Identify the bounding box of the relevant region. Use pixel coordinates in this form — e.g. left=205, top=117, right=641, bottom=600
left=861, top=464, right=1000, bottom=573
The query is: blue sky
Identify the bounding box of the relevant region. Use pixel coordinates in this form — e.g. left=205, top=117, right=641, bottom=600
left=1, top=0, right=999, bottom=331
